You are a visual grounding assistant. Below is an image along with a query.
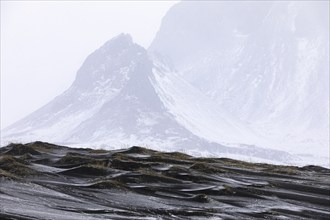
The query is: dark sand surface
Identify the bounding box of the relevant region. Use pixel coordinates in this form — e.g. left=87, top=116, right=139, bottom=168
left=1, top=141, right=329, bottom=219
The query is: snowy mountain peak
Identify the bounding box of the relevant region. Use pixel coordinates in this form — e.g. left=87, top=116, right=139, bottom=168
left=1, top=34, right=151, bottom=143
left=73, top=33, right=146, bottom=91
left=105, top=33, right=133, bottom=46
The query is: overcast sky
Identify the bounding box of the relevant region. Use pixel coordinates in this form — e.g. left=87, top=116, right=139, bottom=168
left=1, top=1, right=178, bottom=129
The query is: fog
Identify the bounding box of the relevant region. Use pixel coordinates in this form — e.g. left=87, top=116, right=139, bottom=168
left=1, top=1, right=178, bottom=129
left=1, top=1, right=328, bottom=167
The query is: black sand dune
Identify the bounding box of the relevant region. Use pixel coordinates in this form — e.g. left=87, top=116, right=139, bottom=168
left=0, top=141, right=329, bottom=219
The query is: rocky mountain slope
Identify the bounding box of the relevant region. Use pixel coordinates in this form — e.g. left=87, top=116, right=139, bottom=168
left=149, top=1, right=329, bottom=156
left=2, top=35, right=197, bottom=147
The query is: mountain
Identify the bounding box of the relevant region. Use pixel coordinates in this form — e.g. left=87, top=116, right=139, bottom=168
left=1, top=33, right=298, bottom=164
left=2, top=1, right=329, bottom=166
left=149, top=1, right=329, bottom=157
left=2, top=34, right=191, bottom=147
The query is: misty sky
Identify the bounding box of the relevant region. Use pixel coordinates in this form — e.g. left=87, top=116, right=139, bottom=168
left=1, top=1, right=178, bottom=129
